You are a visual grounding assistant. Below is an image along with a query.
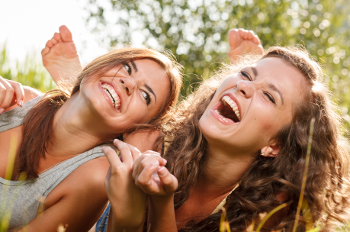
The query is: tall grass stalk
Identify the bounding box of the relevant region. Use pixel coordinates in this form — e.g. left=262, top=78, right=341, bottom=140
left=292, top=118, right=315, bottom=232
left=255, top=201, right=291, bottom=232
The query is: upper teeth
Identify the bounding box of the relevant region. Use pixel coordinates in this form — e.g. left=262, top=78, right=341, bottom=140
left=101, top=83, right=120, bottom=109
left=222, top=96, right=240, bottom=120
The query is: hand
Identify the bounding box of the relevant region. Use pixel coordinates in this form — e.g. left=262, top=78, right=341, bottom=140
left=123, top=129, right=162, bottom=153
left=228, top=28, right=264, bottom=63
left=103, top=139, right=147, bottom=228
left=0, top=76, right=24, bottom=114
left=132, top=151, right=178, bottom=197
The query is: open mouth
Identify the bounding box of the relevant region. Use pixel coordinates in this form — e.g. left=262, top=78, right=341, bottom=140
left=215, top=96, right=241, bottom=123
left=101, top=83, right=121, bottom=110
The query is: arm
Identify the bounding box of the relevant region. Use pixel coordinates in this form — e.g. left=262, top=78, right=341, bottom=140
left=132, top=153, right=178, bottom=232
left=18, top=157, right=109, bottom=232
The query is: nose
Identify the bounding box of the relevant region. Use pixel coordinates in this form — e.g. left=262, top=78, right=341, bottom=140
left=236, top=80, right=254, bottom=98
left=119, top=78, right=136, bottom=96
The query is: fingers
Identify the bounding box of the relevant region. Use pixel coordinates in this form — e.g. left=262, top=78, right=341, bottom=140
left=135, top=160, right=160, bottom=191
left=0, top=77, right=20, bottom=110
left=113, top=139, right=132, bottom=164
left=8, top=80, right=24, bottom=107
left=157, top=167, right=178, bottom=193
left=113, top=139, right=141, bottom=162
left=132, top=152, right=166, bottom=179
left=102, top=146, right=122, bottom=167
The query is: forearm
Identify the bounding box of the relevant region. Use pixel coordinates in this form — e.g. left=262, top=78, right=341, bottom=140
left=108, top=207, right=144, bottom=232
left=148, top=195, right=177, bottom=232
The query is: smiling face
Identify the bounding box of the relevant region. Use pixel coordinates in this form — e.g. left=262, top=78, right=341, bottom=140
left=80, top=59, right=170, bottom=133
left=199, top=57, right=309, bottom=156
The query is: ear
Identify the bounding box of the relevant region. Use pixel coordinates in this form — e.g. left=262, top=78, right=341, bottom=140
left=260, top=143, right=280, bottom=158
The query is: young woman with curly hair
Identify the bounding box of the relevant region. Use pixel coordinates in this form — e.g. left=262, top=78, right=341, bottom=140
left=103, top=44, right=350, bottom=232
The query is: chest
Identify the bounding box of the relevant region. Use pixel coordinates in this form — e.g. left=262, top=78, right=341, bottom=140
left=175, top=192, right=226, bottom=229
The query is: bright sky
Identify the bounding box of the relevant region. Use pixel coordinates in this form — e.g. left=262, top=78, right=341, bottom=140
left=0, top=0, right=108, bottom=65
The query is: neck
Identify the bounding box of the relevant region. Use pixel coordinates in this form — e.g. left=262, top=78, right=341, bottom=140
left=198, top=142, right=256, bottom=197
left=46, top=93, right=120, bottom=158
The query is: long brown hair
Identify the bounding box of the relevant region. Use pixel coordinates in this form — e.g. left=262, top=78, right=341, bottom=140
left=164, top=47, right=350, bottom=231
left=18, top=47, right=182, bottom=179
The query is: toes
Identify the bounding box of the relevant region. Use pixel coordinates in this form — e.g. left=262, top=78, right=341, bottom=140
left=59, top=25, right=73, bottom=42
left=247, top=30, right=254, bottom=40
left=41, top=46, right=50, bottom=56
left=45, top=40, right=53, bottom=48
left=53, top=32, right=61, bottom=41
left=51, top=35, right=59, bottom=45
left=228, top=29, right=241, bottom=48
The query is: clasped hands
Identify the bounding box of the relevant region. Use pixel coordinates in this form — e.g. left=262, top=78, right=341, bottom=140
left=102, top=138, right=178, bottom=229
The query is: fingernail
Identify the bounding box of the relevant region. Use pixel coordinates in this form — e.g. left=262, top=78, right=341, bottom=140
left=0, top=108, right=4, bottom=114
left=18, top=100, right=23, bottom=107
left=151, top=160, right=159, bottom=166
left=113, top=139, right=119, bottom=143
left=162, top=158, right=167, bottom=164
left=158, top=167, right=167, bottom=177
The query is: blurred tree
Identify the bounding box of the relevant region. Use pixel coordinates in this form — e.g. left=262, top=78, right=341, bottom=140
left=85, top=0, right=350, bottom=130
left=0, top=44, right=55, bottom=92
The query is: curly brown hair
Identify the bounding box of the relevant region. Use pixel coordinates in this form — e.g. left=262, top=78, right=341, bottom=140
left=18, top=47, right=182, bottom=178
left=163, top=46, right=350, bottom=231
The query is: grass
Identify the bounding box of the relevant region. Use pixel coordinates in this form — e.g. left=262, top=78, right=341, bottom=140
left=1, top=45, right=350, bottom=231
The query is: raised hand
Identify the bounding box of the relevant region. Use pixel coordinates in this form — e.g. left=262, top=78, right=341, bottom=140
left=41, top=25, right=82, bottom=86
left=228, top=28, right=264, bottom=64
left=132, top=151, right=177, bottom=196
left=0, top=76, right=24, bottom=114
left=103, top=139, right=147, bottom=229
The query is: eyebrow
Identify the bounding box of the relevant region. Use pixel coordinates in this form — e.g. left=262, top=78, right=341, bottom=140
left=145, top=84, right=157, bottom=103
left=130, top=60, right=138, bottom=72
left=267, top=82, right=284, bottom=105
left=251, top=67, right=258, bottom=76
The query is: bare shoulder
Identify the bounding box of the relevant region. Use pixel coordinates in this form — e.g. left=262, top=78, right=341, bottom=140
left=23, top=86, right=41, bottom=103
left=62, top=155, right=109, bottom=192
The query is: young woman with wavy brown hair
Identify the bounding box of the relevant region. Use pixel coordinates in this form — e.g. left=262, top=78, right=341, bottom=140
left=104, top=42, right=350, bottom=231
left=0, top=40, right=182, bottom=232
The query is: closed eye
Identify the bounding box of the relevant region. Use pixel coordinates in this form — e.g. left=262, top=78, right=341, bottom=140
left=141, top=90, right=151, bottom=105
left=240, top=71, right=252, bottom=81
left=264, top=92, right=275, bottom=104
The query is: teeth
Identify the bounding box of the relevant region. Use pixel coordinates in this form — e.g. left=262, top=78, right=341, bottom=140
left=215, top=110, right=229, bottom=122
left=222, top=96, right=241, bottom=120
left=101, top=83, right=120, bottom=109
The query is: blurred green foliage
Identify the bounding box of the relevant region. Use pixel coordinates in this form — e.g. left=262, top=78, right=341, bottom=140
left=0, top=44, right=54, bottom=93
left=86, top=0, right=350, bottom=131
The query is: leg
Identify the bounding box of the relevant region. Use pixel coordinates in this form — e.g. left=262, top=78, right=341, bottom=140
left=228, top=28, right=264, bottom=64
left=41, top=25, right=82, bottom=85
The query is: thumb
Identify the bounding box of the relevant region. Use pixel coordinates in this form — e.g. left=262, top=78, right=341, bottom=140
left=157, top=167, right=178, bottom=194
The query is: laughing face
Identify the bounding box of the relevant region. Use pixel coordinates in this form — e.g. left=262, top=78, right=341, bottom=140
left=199, top=57, right=309, bottom=157
left=79, top=59, right=170, bottom=134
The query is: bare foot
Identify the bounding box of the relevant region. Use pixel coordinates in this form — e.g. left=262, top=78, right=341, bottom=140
left=228, top=29, right=264, bottom=64
left=41, top=25, right=82, bottom=86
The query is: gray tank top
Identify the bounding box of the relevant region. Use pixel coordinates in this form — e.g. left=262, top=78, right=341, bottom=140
left=0, top=96, right=105, bottom=229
